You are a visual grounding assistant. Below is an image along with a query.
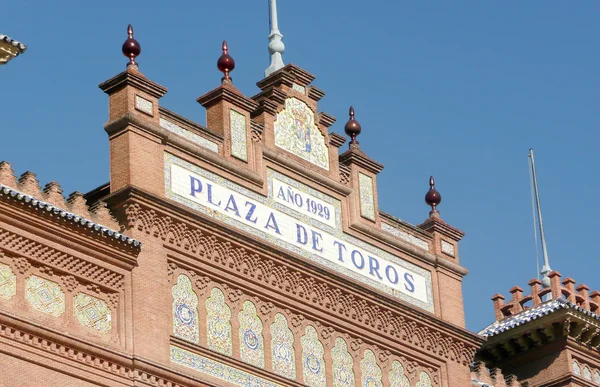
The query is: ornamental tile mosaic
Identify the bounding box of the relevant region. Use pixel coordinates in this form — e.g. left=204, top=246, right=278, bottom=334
left=160, top=118, right=219, bottom=153
left=165, top=154, right=434, bottom=313
left=238, top=300, right=265, bottom=368
left=441, top=240, right=455, bottom=256
left=206, top=287, right=232, bottom=355
left=381, top=223, right=430, bottom=251
left=584, top=366, right=592, bottom=380
left=360, top=350, right=382, bottom=387
left=594, top=370, right=600, bottom=383
left=25, top=275, right=65, bottom=317
left=74, top=292, right=111, bottom=333
left=332, top=337, right=355, bottom=387
left=0, top=263, right=16, bottom=300
left=135, top=95, right=153, bottom=116
left=416, top=372, right=433, bottom=387
left=389, top=361, right=410, bottom=387
left=573, top=360, right=581, bottom=375
left=301, top=326, right=326, bottom=387
left=292, top=83, right=306, bottom=94
left=172, top=274, right=199, bottom=344
left=270, top=313, right=296, bottom=380
left=359, top=173, right=375, bottom=221
left=230, top=109, right=248, bottom=161
left=274, top=98, right=329, bottom=170
left=170, top=345, right=283, bottom=387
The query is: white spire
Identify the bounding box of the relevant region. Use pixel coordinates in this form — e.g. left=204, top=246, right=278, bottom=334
left=265, top=0, right=285, bottom=77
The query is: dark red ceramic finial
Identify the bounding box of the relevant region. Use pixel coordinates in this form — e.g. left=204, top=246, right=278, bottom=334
left=217, top=40, right=235, bottom=84
left=425, top=176, right=442, bottom=217
left=344, top=106, right=362, bottom=147
left=122, top=24, right=141, bottom=68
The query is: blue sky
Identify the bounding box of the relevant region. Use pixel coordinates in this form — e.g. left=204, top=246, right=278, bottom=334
left=3, top=1, right=599, bottom=332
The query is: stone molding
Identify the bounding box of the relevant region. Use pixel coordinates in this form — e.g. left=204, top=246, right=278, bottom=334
left=123, top=201, right=481, bottom=366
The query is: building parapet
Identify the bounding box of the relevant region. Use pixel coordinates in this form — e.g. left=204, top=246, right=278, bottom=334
left=491, top=270, right=600, bottom=321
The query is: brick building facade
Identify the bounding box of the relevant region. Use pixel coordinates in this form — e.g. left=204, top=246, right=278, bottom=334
left=0, top=24, right=596, bottom=387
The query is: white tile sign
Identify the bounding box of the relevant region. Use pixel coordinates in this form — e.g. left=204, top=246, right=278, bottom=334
left=165, top=154, right=433, bottom=311
left=272, top=177, right=337, bottom=229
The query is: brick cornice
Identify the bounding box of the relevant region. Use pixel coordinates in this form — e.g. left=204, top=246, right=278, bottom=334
left=418, top=216, right=465, bottom=241
left=339, top=148, right=384, bottom=175
left=109, top=189, right=483, bottom=366
left=196, top=84, right=259, bottom=113
left=99, top=68, right=168, bottom=98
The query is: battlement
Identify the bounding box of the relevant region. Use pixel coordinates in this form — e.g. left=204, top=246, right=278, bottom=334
left=471, top=362, right=521, bottom=387
left=0, top=160, right=121, bottom=233
left=492, top=271, right=600, bottom=321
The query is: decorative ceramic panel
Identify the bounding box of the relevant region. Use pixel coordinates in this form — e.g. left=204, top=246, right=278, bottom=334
left=584, top=366, right=592, bottom=380
left=594, top=370, right=600, bottom=384
left=389, top=361, right=410, bottom=387
left=74, top=292, right=111, bottom=333
left=270, top=313, right=296, bottom=380
left=301, top=326, right=326, bottom=387
left=166, top=154, right=435, bottom=313
left=230, top=109, right=248, bottom=161
left=381, top=223, right=430, bottom=251
left=170, top=345, right=283, bottom=387
left=359, top=173, right=376, bottom=221
left=25, top=275, right=65, bottom=317
left=172, top=274, right=199, bottom=344
left=360, top=350, right=382, bottom=387
left=0, top=263, right=16, bottom=300
left=441, top=240, right=455, bottom=256
left=292, top=83, right=306, bottom=94
left=206, top=287, right=232, bottom=355
left=274, top=98, right=329, bottom=170
left=135, top=95, right=153, bottom=116
left=573, top=361, right=581, bottom=376
left=416, top=372, right=433, bottom=387
left=160, top=118, right=219, bottom=153
left=238, top=300, right=265, bottom=368
left=332, top=337, right=354, bottom=387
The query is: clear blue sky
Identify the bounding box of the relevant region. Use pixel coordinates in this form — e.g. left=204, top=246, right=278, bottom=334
left=3, top=1, right=599, bottom=332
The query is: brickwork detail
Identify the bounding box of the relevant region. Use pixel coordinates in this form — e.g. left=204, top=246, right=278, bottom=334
left=172, top=274, right=199, bottom=344
left=238, top=300, right=265, bottom=368
left=127, top=204, right=478, bottom=365
left=25, top=275, right=65, bottom=317
left=0, top=228, right=125, bottom=289
left=73, top=292, right=111, bottom=333
left=301, top=325, right=326, bottom=386
left=270, top=312, right=296, bottom=380
left=206, top=287, right=232, bottom=355
left=0, top=263, right=16, bottom=299
left=361, top=349, right=383, bottom=387
left=332, top=337, right=354, bottom=387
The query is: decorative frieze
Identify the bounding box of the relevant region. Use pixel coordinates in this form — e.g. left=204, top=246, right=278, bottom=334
left=359, top=173, right=375, bottom=221
left=441, top=240, right=455, bottom=257
left=170, top=345, right=283, bottom=387
left=73, top=292, right=111, bottom=333
left=229, top=109, right=248, bottom=161
left=160, top=118, right=219, bottom=153
left=25, top=275, right=65, bottom=317
left=0, top=263, right=16, bottom=300
left=135, top=95, right=154, bottom=116
left=382, top=223, right=430, bottom=251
